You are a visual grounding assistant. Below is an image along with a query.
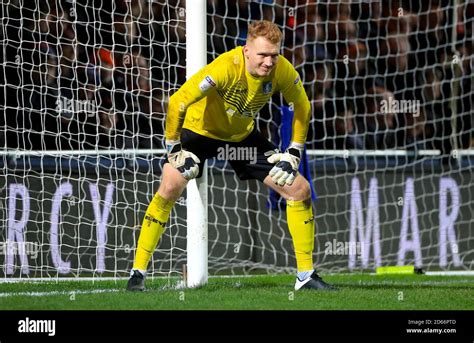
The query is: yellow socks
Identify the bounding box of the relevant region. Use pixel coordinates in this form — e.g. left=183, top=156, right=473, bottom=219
left=133, top=192, right=175, bottom=271
left=133, top=194, right=314, bottom=273
left=286, top=198, right=315, bottom=272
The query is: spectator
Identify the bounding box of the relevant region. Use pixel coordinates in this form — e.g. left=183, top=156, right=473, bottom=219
left=323, top=98, right=363, bottom=150
left=1, top=0, right=471, bottom=158
left=358, top=87, right=397, bottom=149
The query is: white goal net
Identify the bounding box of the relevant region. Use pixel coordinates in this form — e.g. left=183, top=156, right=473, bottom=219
left=1, top=0, right=472, bottom=279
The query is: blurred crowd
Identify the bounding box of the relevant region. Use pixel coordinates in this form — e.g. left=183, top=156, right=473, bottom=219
left=1, top=0, right=473, bottom=154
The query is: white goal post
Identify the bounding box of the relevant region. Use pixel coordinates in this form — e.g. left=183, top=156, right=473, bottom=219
left=185, top=0, right=208, bottom=288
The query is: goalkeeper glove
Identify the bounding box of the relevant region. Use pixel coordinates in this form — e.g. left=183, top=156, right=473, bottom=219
left=267, top=143, right=304, bottom=186
left=166, top=140, right=201, bottom=180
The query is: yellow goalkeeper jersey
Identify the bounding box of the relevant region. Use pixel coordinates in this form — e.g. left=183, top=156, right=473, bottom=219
left=166, top=46, right=311, bottom=144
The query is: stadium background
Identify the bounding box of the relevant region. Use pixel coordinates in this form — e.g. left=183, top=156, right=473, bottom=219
left=1, top=0, right=473, bottom=278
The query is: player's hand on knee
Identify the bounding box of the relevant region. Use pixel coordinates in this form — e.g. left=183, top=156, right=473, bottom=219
left=267, top=143, right=303, bottom=186
left=166, top=140, right=200, bottom=180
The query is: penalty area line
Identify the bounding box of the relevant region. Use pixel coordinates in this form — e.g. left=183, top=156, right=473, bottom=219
left=0, top=288, right=120, bottom=298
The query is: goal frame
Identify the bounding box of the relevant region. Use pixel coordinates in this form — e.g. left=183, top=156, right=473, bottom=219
left=184, top=0, right=208, bottom=288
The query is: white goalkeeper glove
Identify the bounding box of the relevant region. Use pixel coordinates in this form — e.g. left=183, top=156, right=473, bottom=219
left=267, top=143, right=304, bottom=186
left=166, top=140, right=200, bottom=180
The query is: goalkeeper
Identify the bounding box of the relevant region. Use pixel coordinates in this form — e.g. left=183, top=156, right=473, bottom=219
left=127, top=20, right=336, bottom=291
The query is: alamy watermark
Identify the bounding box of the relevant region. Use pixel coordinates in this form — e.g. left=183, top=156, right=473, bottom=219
left=216, top=144, right=257, bottom=165
left=18, top=317, right=56, bottom=336
left=324, top=239, right=366, bottom=256
left=55, top=96, right=96, bottom=117
left=0, top=240, right=39, bottom=259
left=380, top=97, right=420, bottom=117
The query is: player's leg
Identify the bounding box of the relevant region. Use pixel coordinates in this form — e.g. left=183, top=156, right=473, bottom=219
left=264, top=175, right=337, bottom=290
left=133, top=163, right=187, bottom=271
left=128, top=129, right=220, bottom=291
left=127, top=163, right=188, bottom=291
left=264, top=175, right=314, bottom=274
left=228, top=128, right=336, bottom=290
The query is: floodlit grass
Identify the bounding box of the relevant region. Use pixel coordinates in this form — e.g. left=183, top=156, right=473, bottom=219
left=1, top=274, right=473, bottom=310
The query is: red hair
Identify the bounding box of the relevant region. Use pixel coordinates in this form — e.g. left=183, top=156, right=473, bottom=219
left=247, top=20, right=282, bottom=44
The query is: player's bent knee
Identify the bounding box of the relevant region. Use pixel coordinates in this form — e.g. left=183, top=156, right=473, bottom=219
left=158, top=164, right=188, bottom=200
left=158, top=181, right=185, bottom=201
left=289, top=178, right=311, bottom=201
left=264, top=175, right=311, bottom=201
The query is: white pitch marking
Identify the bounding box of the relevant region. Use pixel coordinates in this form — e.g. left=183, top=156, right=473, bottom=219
left=0, top=288, right=120, bottom=298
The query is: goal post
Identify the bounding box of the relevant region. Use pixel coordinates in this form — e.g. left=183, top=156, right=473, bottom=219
left=185, top=0, right=208, bottom=288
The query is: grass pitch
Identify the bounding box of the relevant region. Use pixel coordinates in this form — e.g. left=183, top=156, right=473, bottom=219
left=1, top=274, right=473, bottom=310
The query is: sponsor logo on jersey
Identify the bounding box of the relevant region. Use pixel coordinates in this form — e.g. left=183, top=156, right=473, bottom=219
left=263, top=81, right=272, bottom=94
left=232, top=86, right=248, bottom=94
left=230, top=80, right=248, bottom=95
left=294, top=76, right=300, bottom=84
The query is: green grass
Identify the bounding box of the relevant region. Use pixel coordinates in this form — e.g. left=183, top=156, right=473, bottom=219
left=1, top=274, right=473, bottom=310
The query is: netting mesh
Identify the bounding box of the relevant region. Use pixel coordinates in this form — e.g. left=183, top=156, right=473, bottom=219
left=1, top=0, right=472, bottom=278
